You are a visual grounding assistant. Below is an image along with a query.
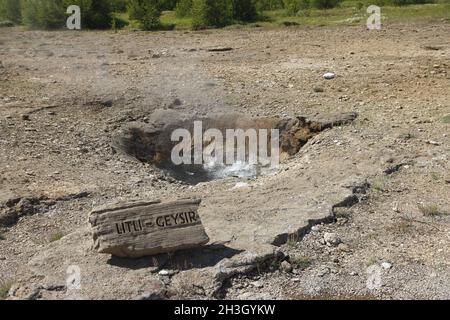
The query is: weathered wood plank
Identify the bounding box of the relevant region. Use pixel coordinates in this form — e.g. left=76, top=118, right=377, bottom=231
left=89, top=199, right=209, bottom=258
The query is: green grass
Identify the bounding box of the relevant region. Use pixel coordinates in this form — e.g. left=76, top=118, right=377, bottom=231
left=442, top=115, right=450, bottom=124
left=261, top=3, right=450, bottom=27
left=113, top=2, right=450, bottom=32
left=160, top=11, right=194, bottom=30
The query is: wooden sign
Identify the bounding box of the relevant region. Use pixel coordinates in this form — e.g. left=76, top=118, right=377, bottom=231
left=89, top=199, right=209, bottom=258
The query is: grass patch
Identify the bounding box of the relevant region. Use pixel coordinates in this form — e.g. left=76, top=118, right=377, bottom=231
left=290, top=256, right=313, bottom=270
left=442, top=115, right=450, bottom=124
left=49, top=232, right=64, bottom=242
left=334, top=207, right=351, bottom=219
left=0, top=279, right=12, bottom=300
left=116, top=2, right=450, bottom=31
left=418, top=204, right=448, bottom=217
left=430, top=172, right=440, bottom=181
left=371, top=180, right=385, bottom=192
left=286, top=234, right=300, bottom=247
left=161, top=11, right=193, bottom=30
left=387, top=220, right=415, bottom=234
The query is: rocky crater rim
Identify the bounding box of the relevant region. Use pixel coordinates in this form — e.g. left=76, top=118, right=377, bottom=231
left=112, top=109, right=358, bottom=184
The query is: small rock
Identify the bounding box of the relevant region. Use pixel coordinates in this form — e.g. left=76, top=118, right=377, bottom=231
left=313, top=87, right=324, bottom=93
left=323, top=72, right=336, bottom=80
left=324, top=232, right=341, bottom=247
left=100, top=99, right=113, bottom=108
left=317, top=266, right=330, bottom=277
left=230, top=182, right=250, bottom=190
left=252, top=281, right=264, bottom=288
left=158, top=269, right=170, bottom=276
left=381, top=262, right=392, bottom=270
left=281, top=261, right=293, bottom=273
left=338, top=243, right=350, bottom=252
left=21, top=114, right=30, bottom=121
left=427, top=140, right=440, bottom=146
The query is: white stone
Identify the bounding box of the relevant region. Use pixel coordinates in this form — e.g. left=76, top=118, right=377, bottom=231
left=324, top=232, right=341, bottom=246
left=323, top=72, right=336, bottom=80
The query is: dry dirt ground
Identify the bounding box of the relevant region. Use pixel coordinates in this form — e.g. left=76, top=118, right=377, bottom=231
left=0, top=21, right=449, bottom=300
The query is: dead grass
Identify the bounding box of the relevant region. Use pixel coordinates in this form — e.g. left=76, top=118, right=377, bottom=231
left=290, top=256, right=313, bottom=270
left=49, top=232, right=64, bottom=242
left=0, top=279, right=12, bottom=300
left=418, top=204, right=449, bottom=217
left=287, top=292, right=378, bottom=300
left=387, top=220, right=415, bottom=234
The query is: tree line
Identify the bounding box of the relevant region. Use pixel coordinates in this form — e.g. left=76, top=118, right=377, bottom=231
left=0, top=0, right=434, bottom=30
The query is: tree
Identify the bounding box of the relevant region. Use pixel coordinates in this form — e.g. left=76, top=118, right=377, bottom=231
left=0, top=0, right=21, bottom=23
left=128, top=0, right=162, bottom=30
left=232, top=0, right=257, bottom=22
left=175, top=0, right=192, bottom=17
left=191, top=0, right=233, bottom=29
left=21, top=0, right=66, bottom=29
left=63, top=0, right=113, bottom=29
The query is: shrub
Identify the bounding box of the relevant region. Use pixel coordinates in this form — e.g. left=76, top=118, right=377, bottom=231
left=191, top=0, right=233, bottom=29
left=255, top=0, right=283, bottom=10
left=21, top=0, right=113, bottom=29
left=232, top=0, right=258, bottom=22
left=0, top=0, right=21, bottom=23
left=390, top=0, right=431, bottom=5
left=311, top=0, right=341, bottom=9
left=21, top=0, right=66, bottom=29
left=110, top=0, right=127, bottom=12
left=283, top=0, right=310, bottom=15
left=160, top=0, right=177, bottom=10
left=64, top=0, right=113, bottom=29
left=175, top=0, right=192, bottom=17
left=0, top=19, right=14, bottom=27
left=128, top=0, right=162, bottom=30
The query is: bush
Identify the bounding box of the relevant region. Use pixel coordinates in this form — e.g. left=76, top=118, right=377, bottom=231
left=390, top=0, right=431, bottom=5
left=175, top=0, right=192, bottom=17
left=255, top=0, right=283, bottom=10
left=0, top=0, right=21, bottom=23
left=21, top=0, right=66, bottom=29
left=128, top=0, right=162, bottom=30
left=283, top=0, right=310, bottom=15
left=110, top=0, right=127, bottom=12
left=0, top=19, right=14, bottom=27
left=160, top=0, right=177, bottom=10
left=191, top=0, right=233, bottom=29
left=232, top=0, right=258, bottom=22
left=21, top=0, right=113, bottom=29
left=64, top=0, right=113, bottom=29
left=311, top=0, right=341, bottom=9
